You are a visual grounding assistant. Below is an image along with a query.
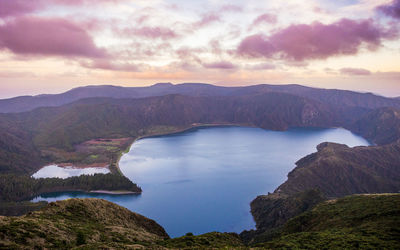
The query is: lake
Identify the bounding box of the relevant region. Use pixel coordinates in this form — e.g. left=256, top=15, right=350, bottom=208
left=32, top=126, right=370, bottom=237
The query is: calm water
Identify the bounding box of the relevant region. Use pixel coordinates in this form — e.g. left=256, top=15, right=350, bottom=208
left=32, top=165, right=109, bottom=179
left=33, top=126, right=369, bottom=237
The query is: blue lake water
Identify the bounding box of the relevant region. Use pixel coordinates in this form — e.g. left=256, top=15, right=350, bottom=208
left=32, top=126, right=370, bottom=237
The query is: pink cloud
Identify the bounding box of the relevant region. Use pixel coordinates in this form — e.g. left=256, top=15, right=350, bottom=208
left=0, top=0, right=124, bottom=18
left=203, top=61, right=237, bottom=69
left=238, top=18, right=397, bottom=61
left=247, top=63, right=276, bottom=70
left=340, top=67, right=371, bottom=75
left=0, top=0, right=42, bottom=18
left=220, top=4, right=243, bottom=12
left=252, top=13, right=277, bottom=26
left=376, top=0, right=400, bottom=19
left=127, top=26, right=178, bottom=40
left=194, top=13, right=221, bottom=28
left=80, top=59, right=139, bottom=72
left=0, top=17, right=107, bottom=58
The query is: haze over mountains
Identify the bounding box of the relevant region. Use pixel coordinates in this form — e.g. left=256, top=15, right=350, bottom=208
left=1, top=83, right=400, bottom=113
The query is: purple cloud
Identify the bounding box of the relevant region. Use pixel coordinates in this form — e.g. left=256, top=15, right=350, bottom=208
left=81, top=59, right=139, bottom=71
left=0, top=0, right=124, bottom=18
left=194, top=13, right=221, bottom=28
left=220, top=4, right=243, bottom=12
left=340, top=67, right=371, bottom=75
left=247, top=63, right=276, bottom=70
left=0, top=17, right=107, bottom=58
left=376, top=0, right=400, bottom=19
left=127, top=26, right=178, bottom=40
left=238, top=18, right=396, bottom=61
left=203, top=61, right=237, bottom=69
left=252, top=13, right=277, bottom=26
left=0, top=0, right=42, bottom=17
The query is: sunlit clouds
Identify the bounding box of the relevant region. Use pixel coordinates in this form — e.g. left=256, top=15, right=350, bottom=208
left=0, top=0, right=399, bottom=98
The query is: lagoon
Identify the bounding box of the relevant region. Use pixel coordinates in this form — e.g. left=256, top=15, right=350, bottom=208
left=32, top=164, right=110, bottom=179
left=33, top=126, right=369, bottom=237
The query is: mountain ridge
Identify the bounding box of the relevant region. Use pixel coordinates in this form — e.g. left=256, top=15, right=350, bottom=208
left=1, top=83, right=399, bottom=113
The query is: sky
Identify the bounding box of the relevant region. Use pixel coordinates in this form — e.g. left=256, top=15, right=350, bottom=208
left=0, top=0, right=399, bottom=98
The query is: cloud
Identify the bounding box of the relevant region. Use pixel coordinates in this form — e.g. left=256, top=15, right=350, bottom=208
left=238, top=18, right=397, bottom=61
left=193, top=13, right=221, bottom=28
left=376, top=0, right=400, bottom=19
left=80, top=59, right=139, bottom=72
left=219, top=4, right=243, bottom=12
left=125, top=26, right=178, bottom=40
left=0, top=0, right=125, bottom=18
left=246, top=63, right=276, bottom=70
left=203, top=61, right=237, bottom=70
left=0, top=17, right=107, bottom=58
left=252, top=13, right=277, bottom=26
left=340, top=67, right=371, bottom=75
left=0, top=71, right=36, bottom=78
left=0, top=0, right=42, bottom=18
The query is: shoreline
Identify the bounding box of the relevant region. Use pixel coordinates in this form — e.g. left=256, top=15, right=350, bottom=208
left=89, top=190, right=141, bottom=195
left=34, top=123, right=373, bottom=176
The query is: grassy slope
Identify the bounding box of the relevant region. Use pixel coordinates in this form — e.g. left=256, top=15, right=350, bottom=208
left=1, top=195, right=398, bottom=249
left=258, top=194, right=400, bottom=249
left=0, top=198, right=168, bottom=249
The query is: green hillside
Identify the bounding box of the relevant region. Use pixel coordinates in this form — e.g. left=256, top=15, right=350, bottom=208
left=257, top=194, right=400, bottom=249
left=1, top=195, right=399, bottom=249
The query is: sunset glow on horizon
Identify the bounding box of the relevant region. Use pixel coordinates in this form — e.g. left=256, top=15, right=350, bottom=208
left=0, top=0, right=399, bottom=98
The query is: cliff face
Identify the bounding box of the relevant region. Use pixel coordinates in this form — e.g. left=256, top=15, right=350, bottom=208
left=0, top=198, right=168, bottom=249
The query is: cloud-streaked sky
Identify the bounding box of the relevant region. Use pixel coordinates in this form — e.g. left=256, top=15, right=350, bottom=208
left=0, top=0, right=399, bottom=98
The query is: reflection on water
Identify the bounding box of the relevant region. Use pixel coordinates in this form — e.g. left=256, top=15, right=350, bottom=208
left=33, top=126, right=370, bottom=237
left=32, top=165, right=109, bottom=179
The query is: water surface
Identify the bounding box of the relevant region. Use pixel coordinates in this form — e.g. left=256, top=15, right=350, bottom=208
left=32, top=165, right=109, bottom=179
left=33, top=126, right=369, bottom=237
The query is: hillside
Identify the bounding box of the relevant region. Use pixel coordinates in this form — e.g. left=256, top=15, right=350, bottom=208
left=246, top=141, right=400, bottom=241
left=257, top=194, right=400, bottom=249
left=1, top=92, right=349, bottom=175
left=0, top=198, right=168, bottom=249
left=1, top=195, right=398, bottom=249
left=277, top=141, right=400, bottom=197
left=351, top=107, right=400, bottom=145
left=0, top=117, right=43, bottom=174
left=1, top=83, right=399, bottom=113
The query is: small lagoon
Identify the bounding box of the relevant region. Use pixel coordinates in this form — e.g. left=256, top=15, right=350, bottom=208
left=32, top=165, right=109, bottom=179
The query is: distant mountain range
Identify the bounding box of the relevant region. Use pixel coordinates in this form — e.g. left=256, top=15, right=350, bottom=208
left=1, top=83, right=399, bottom=113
